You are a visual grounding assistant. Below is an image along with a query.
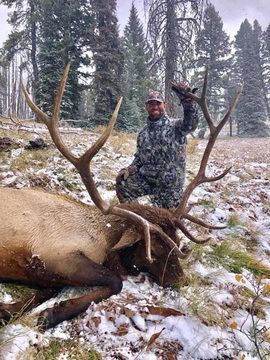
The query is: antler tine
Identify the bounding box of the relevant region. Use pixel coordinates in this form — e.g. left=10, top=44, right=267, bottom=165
left=21, top=84, right=50, bottom=126
left=182, top=214, right=226, bottom=230
left=216, top=83, right=244, bottom=133
left=201, top=63, right=209, bottom=100
left=52, top=63, right=70, bottom=123
left=110, top=206, right=189, bottom=262
left=22, top=63, right=77, bottom=166
left=77, top=98, right=122, bottom=213
left=171, top=64, right=215, bottom=133
left=175, top=219, right=210, bottom=244
left=200, top=64, right=216, bottom=133
left=81, top=99, right=122, bottom=163
left=150, top=224, right=191, bottom=259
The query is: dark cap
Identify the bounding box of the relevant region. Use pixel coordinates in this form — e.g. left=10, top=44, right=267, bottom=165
left=145, top=91, right=165, bottom=104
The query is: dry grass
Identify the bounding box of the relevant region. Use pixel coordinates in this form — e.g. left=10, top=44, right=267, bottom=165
left=109, top=132, right=136, bottom=155
left=187, top=137, right=270, bottom=169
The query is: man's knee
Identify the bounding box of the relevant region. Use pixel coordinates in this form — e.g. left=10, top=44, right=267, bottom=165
left=151, top=187, right=183, bottom=209
left=115, top=171, right=150, bottom=203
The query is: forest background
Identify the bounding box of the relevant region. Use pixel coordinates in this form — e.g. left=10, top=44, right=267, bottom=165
left=0, top=0, right=270, bottom=137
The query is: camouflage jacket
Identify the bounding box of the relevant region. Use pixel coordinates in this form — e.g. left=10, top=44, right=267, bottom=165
left=131, top=100, right=198, bottom=187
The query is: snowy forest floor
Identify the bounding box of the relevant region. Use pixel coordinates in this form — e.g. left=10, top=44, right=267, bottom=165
left=0, top=118, right=270, bottom=360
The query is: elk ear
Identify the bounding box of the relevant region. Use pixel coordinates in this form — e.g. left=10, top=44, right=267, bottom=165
left=111, top=228, right=141, bottom=251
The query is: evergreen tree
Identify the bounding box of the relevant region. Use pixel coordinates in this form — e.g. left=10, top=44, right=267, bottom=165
left=0, top=70, right=6, bottom=114
left=262, top=24, right=270, bottom=119
left=36, top=0, right=92, bottom=119
left=234, top=19, right=270, bottom=137
left=0, top=73, right=3, bottom=114
left=91, top=0, right=123, bottom=126
left=252, top=20, right=269, bottom=119
left=194, top=3, right=231, bottom=130
left=144, top=0, right=204, bottom=117
left=0, top=0, right=40, bottom=97
left=118, top=3, right=155, bottom=131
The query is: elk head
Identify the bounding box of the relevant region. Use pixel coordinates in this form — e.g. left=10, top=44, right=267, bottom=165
left=107, top=202, right=184, bottom=287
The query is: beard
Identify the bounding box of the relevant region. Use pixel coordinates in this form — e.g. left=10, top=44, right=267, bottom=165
left=148, top=109, right=165, bottom=121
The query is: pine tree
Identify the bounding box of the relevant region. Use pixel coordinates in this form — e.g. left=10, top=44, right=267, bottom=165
left=144, top=0, right=204, bottom=117
left=252, top=20, right=269, bottom=120
left=0, top=70, right=4, bottom=113
left=0, top=68, right=6, bottom=114
left=36, top=0, right=92, bottom=119
left=0, top=0, right=40, bottom=97
left=234, top=20, right=270, bottom=137
left=261, top=24, right=270, bottom=119
left=91, top=0, right=123, bottom=126
left=118, top=3, right=154, bottom=131
left=194, top=3, right=231, bottom=129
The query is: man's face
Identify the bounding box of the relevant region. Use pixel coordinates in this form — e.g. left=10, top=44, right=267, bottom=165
left=145, top=100, right=167, bottom=120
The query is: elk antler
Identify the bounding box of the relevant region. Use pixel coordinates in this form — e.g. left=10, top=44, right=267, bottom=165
left=22, top=63, right=119, bottom=214
left=170, top=64, right=243, bottom=243
left=22, top=63, right=188, bottom=263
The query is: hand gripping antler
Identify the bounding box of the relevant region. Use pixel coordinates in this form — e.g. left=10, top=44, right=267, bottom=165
left=22, top=63, right=188, bottom=262
left=170, top=64, right=243, bottom=243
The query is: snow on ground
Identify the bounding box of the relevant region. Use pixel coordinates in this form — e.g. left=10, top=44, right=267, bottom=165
left=0, top=125, right=270, bottom=359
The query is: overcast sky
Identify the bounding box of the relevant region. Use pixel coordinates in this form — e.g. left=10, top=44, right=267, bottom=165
left=0, top=0, right=269, bottom=46
left=116, top=0, right=270, bottom=38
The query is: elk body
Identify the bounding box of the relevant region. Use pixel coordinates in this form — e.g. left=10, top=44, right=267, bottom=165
left=0, top=188, right=183, bottom=328
left=0, top=64, right=242, bottom=329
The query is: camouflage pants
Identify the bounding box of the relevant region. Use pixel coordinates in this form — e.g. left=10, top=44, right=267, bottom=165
left=116, top=171, right=183, bottom=209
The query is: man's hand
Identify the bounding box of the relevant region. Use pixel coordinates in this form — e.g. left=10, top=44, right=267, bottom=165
left=171, top=82, right=197, bottom=104
left=116, top=166, right=136, bottom=184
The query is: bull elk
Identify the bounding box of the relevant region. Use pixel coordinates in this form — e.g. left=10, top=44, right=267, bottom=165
left=0, top=63, right=243, bottom=330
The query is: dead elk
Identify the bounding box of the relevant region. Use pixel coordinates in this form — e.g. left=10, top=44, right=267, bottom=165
left=0, top=63, right=242, bottom=329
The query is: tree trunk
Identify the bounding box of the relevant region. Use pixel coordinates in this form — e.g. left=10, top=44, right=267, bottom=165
left=30, top=0, right=39, bottom=102
left=164, top=0, right=178, bottom=117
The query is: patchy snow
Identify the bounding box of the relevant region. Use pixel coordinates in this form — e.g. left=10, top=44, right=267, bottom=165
left=0, top=127, right=270, bottom=359
left=0, top=324, right=47, bottom=360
